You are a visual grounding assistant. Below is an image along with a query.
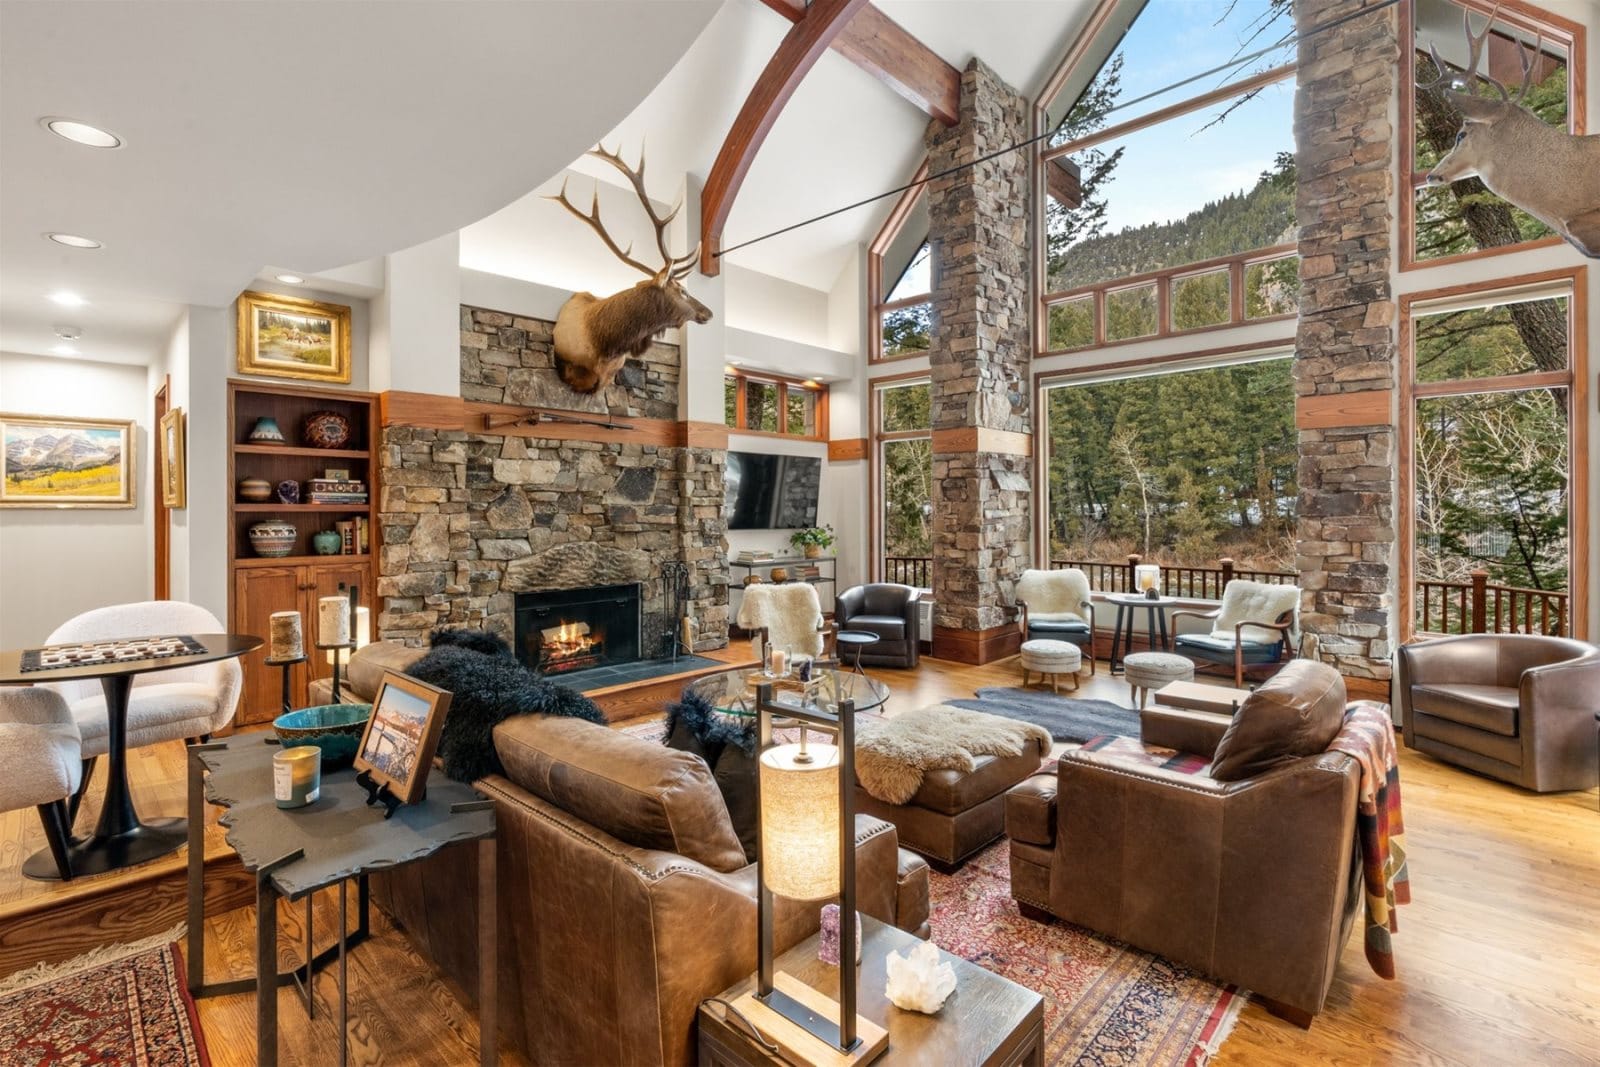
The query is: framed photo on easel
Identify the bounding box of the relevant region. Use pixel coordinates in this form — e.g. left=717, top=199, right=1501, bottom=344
left=353, top=672, right=451, bottom=812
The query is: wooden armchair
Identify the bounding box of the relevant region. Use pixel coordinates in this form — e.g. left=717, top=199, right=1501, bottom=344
left=1172, top=579, right=1301, bottom=686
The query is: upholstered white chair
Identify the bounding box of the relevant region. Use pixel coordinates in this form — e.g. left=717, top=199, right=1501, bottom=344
left=41, top=601, right=243, bottom=813
left=1015, top=568, right=1097, bottom=674
left=0, top=687, right=85, bottom=880
left=1172, top=579, right=1302, bottom=687
left=736, top=583, right=828, bottom=659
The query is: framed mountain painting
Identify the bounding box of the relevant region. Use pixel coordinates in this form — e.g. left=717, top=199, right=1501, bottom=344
left=1, top=413, right=135, bottom=508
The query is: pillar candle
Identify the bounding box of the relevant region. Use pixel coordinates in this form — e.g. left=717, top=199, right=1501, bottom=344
left=273, top=746, right=321, bottom=808
left=771, top=648, right=788, bottom=676
left=269, top=611, right=304, bottom=660
left=317, top=595, right=351, bottom=647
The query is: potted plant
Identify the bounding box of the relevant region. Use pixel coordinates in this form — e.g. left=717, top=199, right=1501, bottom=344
left=790, top=524, right=835, bottom=559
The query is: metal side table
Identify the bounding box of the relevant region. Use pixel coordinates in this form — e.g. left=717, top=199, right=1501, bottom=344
left=188, top=740, right=497, bottom=1066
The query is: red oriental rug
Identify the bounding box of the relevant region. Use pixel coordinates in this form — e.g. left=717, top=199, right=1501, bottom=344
left=931, top=841, right=1244, bottom=1067
left=0, top=927, right=210, bottom=1067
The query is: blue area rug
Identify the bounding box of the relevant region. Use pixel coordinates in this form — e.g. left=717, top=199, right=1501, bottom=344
left=946, top=687, right=1140, bottom=743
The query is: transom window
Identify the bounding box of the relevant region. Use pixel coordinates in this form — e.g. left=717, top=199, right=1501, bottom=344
left=723, top=368, right=827, bottom=440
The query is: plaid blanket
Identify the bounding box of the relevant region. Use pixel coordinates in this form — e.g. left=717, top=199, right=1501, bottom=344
left=1327, top=699, right=1411, bottom=978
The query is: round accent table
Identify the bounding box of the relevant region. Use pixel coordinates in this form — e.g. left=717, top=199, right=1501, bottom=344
left=835, top=630, right=882, bottom=677
left=1106, top=593, right=1179, bottom=674
left=1123, top=651, right=1195, bottom=709
left=1019, top=639, right=1082, bottom=693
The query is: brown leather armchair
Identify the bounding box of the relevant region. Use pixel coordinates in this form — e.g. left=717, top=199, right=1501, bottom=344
left=372, top=714, right=931, bottom=1066
left=1004, top=670, right=1362, bottom=1026
left=1397, top=633, right=1600, bottom=792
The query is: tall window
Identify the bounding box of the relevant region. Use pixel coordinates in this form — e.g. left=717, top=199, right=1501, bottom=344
left=1402, top=275, right=1586, bottom=638
left=1404, top=0, right=1583, bottom=268
left=868, top=171, right=934, bottom=364
left=1036, top=0, right=1299, bottom=353
left=724, top=368, right=827, bottom=439
left=1041, top=354, right=1297, bottom=575
left=872, top=378, right=933, bottom=586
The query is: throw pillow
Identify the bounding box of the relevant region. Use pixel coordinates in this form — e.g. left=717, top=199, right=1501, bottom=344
left=1209, top=660, right=1346, bottom=781
left=664, top=688, right=759, bottom=862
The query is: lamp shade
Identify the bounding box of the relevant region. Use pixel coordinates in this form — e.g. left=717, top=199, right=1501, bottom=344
left=759, top=743, right=841, bottom=901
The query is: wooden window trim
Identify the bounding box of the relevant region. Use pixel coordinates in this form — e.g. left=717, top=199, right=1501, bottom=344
left=1396, top=266, right=1589, bottom=642
left=868, top=162, right=933, bottom=365
left=724, top=368, right=830, bottom=441
left=869, top=374, right=932, bottom=581
left=1399, top=0, right=1587, bottom=273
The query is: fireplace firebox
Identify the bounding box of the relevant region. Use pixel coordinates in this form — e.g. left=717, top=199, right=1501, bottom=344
left=514, top=584, right=641, bottom=676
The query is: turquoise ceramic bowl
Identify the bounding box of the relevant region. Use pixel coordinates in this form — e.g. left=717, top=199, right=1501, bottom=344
left=273, top=703, right=372, bottom=769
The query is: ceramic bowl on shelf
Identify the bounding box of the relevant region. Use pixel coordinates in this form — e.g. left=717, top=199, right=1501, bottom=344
left=247, top=417, right=287, bottom=445
left=312, top=530, right=343, bottom=555
left=249, top=520, right=297, bottom=558
left=238, top=477, right=273, bottom=503
left=303, top=410, right=352, bottom=449
left=273, top=703, right=372, bottom=769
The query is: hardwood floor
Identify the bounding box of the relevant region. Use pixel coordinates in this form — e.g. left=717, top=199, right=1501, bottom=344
left=2, top=654, right=1595, bottom=1065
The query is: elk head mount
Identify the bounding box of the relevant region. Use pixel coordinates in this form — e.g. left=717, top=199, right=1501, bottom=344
left=1420, top=8, right=1600, bottom=258
left=545, top=145, right=712, bottom=394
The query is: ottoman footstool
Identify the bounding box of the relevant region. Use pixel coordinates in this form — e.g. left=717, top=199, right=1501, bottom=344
left=1123, top=651, right=1194, bottom=709
left=1019, top=639, right=1082, bottom=694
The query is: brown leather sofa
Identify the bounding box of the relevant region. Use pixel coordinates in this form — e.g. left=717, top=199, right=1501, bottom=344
left=1397, top=633, right=1600, bottom=792
left=1004, top=663, right=1363, bottom=1025
left=373, top=714, right=931, bottom=1065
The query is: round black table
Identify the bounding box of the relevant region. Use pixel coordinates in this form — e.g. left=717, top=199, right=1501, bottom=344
left=1106, top=593, right=1178, bottom=674
left=0, top=632, right=261, bottom=880
left=835, top=630, right=881, bottom=678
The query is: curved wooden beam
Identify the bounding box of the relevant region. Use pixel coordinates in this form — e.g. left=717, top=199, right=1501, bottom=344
left=700, top=0, right=873, bottom=276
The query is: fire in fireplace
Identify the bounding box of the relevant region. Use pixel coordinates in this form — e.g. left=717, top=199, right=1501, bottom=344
left=515, top=584, right=641, bottom=677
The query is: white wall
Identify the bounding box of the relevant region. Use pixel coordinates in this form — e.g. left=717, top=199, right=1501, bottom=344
left=725, top=265, right=832, bottom=348
left=0, top=353, right=153, bottom=645
left=370, top=232, right=462, bottom=396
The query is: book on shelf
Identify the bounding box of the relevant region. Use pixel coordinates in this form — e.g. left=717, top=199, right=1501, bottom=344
left=336, top=520, right=356, bottom=554
left=735, top=550, right=775, bottom=563
left=355, top=516, right=369, bottom=554
left=308, top=493, right=369, bottom=505
left=308, top=479, right=365, bottom=494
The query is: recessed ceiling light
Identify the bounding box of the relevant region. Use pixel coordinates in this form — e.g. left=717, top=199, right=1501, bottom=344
left=48, top=290, right=88, bottom=308
left=729, top=359, right=744, bottom=366
left=274, top=273, right=305, bottom=285
left=51, top=343, right=79, bottom=356
left=45, top=232, right=102, bottom=249
left=54, top=325, right=82, bottom=340
left=42, top=117, right=123, bottom=149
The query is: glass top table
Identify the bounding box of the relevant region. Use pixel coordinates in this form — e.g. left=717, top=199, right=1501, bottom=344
left=685, top=665, right=890, bottom=717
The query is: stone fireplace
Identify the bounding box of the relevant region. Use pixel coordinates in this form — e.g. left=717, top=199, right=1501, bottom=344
left=515, top=583, right=641, bottom=675
left=375, top=305, right=729, bottom=655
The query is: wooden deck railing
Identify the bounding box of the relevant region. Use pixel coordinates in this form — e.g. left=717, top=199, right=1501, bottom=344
left=1050, top=555, right=1296, bottom=600
left=1415, top=570, right=1569, bottom=637
left=884, top=556, right=932, bottom=588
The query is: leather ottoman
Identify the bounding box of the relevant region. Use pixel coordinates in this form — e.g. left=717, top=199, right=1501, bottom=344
left=855, top=744, right=1047, bottom=872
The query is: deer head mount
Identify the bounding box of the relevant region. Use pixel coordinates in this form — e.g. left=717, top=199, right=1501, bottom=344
left=544, top=144, right=712, bottom=394
left=1420, top=7, right=1600, bottom=258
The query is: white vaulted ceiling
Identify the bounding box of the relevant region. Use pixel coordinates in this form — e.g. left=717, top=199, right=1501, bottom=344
left=0, top=0, right=719, bottom=361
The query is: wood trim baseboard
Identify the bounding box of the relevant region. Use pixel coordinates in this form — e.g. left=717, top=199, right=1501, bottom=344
left=1294, top=389, right=1394, bottom=430
left=930, top=426, right=1032, bottom=456
left=829, top=437, right=868, bottom=461
left=931, top=623, right=1021, bottom=665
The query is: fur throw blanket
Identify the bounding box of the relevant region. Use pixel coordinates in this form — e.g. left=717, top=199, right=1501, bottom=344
left=735, top=584, right=824, bottom=657
left=855, top=705, right=1051, bottom=805
left=408, top=628, right=604, bottom=783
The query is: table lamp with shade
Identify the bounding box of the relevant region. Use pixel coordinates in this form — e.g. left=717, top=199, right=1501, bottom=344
left=734, top=683, right=887, bottom=1063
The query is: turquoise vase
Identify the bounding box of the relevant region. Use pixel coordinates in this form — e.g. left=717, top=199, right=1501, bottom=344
left=312, top=530, right=342, bottom=555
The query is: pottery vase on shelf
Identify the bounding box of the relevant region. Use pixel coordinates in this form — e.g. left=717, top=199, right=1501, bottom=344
left=302, top=410, right=351, bottom=449
left=249, top=521, right=298, bottom=558
left=803, top=544, right=822, bottom=559
left=238, top=477, right=273, bottom=503
left=770, top=567, right=789, bottom=583
left=311, top=530, right=342, bottom=556
left=247, top=417, right=287, bottom=445
left=276, top=480, right=301, bottom=504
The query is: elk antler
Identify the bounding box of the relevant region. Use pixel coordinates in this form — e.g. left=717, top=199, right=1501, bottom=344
left=546, top=177, right=659, bottom=278
left=587, top=143, right=700, bottom=282
left=1418, top=6, right=1536, bottom=104
left=1509, top=31, right=1545, bottom=105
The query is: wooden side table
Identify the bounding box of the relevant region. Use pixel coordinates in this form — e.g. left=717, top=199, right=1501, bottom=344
left=697, top=915, right=1043, bottom=1066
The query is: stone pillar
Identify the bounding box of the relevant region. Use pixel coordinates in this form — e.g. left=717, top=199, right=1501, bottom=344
left=925, top=59, right=1032, bottom=664
left=1292, top=0, right=1398, bottom=682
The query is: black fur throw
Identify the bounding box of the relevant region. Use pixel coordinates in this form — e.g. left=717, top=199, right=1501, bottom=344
left=409, top=627, right=604, bottom=784
left=664, top=687, right=756, bottom=757
left=663, top=688, right=759, bottom=861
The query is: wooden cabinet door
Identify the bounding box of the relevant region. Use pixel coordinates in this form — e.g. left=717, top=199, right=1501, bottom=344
left=306, top=563, right=372, bottom=692
left=233, top=566, right=308, bottom=726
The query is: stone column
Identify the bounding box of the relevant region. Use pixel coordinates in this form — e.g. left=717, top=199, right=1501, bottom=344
left=925, top=59, right=1032, bottom=664
left=1292, top=0, right=1399, bottom=683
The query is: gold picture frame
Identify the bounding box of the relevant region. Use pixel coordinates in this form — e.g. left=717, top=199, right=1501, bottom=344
left=353, top=671, right=452, bottom=805
left=159, top=407, right=186, bottom=508
left=0, top=412, right=135, bottom=509
left=237, top=290, right=352, bottom=384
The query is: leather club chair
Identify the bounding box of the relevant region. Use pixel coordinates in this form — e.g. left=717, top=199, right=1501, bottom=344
left=1397, top=633, right=1600, bottom=792
left=834, top=583, right=921, bottom=668
left=372, top=714, right=931, bottom=1066
left=1003, top=661, right=1363, bottom=1026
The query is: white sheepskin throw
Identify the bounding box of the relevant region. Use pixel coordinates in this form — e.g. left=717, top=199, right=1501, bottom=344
left=736, top=584, right=824, bottom=657
left=1015, top=568, right=1091, bottom=622
left=855, top=704, right=1050, bottom=805
left=1213, top=580, right=1302, bottom=645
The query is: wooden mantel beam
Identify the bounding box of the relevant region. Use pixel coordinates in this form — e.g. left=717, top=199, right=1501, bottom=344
left=758, top=0, right=960, bottom=128
left=701, top=0, right=874, bottom=276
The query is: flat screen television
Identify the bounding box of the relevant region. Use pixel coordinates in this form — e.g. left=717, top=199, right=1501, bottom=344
left=723, top=451, right=821, bottom=530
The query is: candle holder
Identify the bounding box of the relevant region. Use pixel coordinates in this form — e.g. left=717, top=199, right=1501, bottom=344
left=263, top=655, right=307, bottom=717
left=315, top=643, right=355, bottom=702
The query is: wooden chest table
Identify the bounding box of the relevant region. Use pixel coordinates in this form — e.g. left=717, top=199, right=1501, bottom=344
left=1155, top=679, right=1252, bottom=715
left=698, top=915, right=1043, bottom=1066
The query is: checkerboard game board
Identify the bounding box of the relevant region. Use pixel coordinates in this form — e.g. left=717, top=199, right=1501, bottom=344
left=20, top=634, right=208, bottom=673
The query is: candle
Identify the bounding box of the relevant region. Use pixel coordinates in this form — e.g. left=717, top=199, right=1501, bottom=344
left=269, top=611, right=304, bottom=660
left=771, top=648, right=788, bottom=676
left=273, top=746, right=321, bottom=808
left=317, top=595, right=351, bottom=647
left=327, top=605, right=371, bottom=666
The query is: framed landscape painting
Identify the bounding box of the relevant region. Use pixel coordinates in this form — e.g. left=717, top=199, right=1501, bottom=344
left=159, top=406, right=186, bottom=508
left=353, top=672, right=451, bottom=805
left=1, top=413, right=135, bottom=508
left=237, top=290, right=351, bottom=384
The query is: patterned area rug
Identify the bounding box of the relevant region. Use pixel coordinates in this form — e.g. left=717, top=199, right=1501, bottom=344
left=931, top=841, right=1244, bottom=1066
left=0, top=926, right=210, bottom=1067
left=947, top=687, right=1142, bottom=743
